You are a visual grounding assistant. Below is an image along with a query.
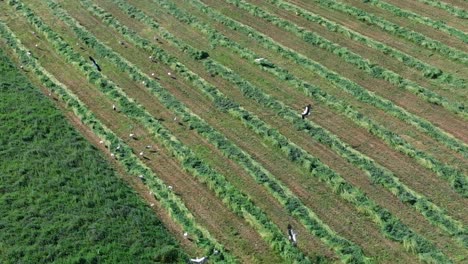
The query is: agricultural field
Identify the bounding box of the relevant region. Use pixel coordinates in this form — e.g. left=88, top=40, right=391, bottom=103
left=0, top=0, right=466, bottom=263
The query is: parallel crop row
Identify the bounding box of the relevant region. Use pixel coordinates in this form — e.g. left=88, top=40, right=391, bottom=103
left=183, top=0, right=468, bottom=192
left=417, top=0, right=468, bottom=18
left=188, top=0, right=468, bottom=158
left=364, top=0, right=468, bottom=43
left=9, top=1, right=310, bottom=262
left=51, top=0, right=369, bottom=262
left=267, top=0, right=466, bottom=88
left=307, top=0, right=468, bottom=64
left=91, top=0, right=454, bottom=262
left=101, top=0, right=468, bottom=248
left=0, top=21, right=235, bottom=263
left=222, top=0, right=467, bottom=118
left=108, top=0, right=467, bottom=246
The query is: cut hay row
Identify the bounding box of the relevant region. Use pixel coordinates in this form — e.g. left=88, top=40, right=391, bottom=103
left=267, top=0, right=466, bottom=89
left=186, top=0, right=468, bottom=160
left=304, top=0, right=468, bottom=65
left=164, top=0, right=468, bottom=196
left=104, top=0, right=468, bottom=246
left=220, top=0, right=467, bottom=118
left=49, top=0, right=370, bottom=262
left=416, top=0, right=468, bottom=18
left=363, top=0, right=468, bottom=42
left=8, top=1, right=310, bottom=262
left=83, top=1, right=455, bottom=262
left=0, top=21, right=236, bottom=264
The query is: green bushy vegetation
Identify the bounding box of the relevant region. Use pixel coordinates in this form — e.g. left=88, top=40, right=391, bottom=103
left=0, top=42, right=186, bottom=264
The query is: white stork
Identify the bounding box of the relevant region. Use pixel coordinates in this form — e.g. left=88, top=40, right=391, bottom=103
left=287, top=224, right=297, bottom=246
left=254, top=57, right=265, bottom=63
left=112, top=104, right=116, bottom=111
left=168, top=72, right=176, bottom=79
left=301, top=104, right=312, bottom=119
left=189, top=256, right=208, bottom=264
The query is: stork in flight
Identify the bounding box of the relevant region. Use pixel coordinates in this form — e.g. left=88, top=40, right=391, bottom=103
left=288, top=224, right=297, bottom=246
left=301, top=104, right=311, bottom=119
left=189, top=256, right=208, bottom=264
left=89, top=56, right=101, bottom=72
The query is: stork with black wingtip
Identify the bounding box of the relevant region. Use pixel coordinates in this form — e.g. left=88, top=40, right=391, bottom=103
left=287, top=224, right=297, bottom=246
left=301, top=104, right=312, bottom=119
left=189, top=256, right=208, bottom=264
left=89, top=56, right=101, bottom=72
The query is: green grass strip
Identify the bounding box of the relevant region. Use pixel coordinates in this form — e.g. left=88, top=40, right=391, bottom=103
left=0, top=21, right=235, bottom=264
